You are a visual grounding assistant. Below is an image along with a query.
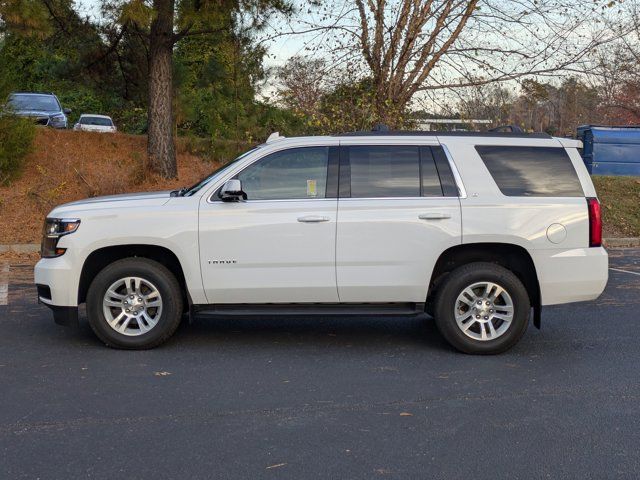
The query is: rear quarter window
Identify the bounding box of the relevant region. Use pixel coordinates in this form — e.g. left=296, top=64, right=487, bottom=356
left=475, top=145, right=583, bottom=197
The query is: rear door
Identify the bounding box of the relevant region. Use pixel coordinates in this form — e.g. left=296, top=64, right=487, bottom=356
left=336, top=143, right=462, bottom=303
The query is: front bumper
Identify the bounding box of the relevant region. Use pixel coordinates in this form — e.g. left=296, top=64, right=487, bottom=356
left=43, top=303, right=79, bottom=326
left=34, top=255, right=80, bottom=307
left=35, top=255, right=81, bottom=327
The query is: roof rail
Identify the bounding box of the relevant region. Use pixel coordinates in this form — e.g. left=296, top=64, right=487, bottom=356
left=488, top=125, right=524, bottom=133
left=335, top=129, right=551, bottom=139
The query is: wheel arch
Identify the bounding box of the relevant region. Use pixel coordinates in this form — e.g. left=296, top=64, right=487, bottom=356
left=427, top=243, right=540, bottom=313
left=78, top=244, right=188, bottom=305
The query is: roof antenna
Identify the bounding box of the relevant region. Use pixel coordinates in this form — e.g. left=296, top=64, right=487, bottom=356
left=372, top=124, right=390, bottom=132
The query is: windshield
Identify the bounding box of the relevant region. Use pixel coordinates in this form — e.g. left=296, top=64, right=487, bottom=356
left=183, top=146, right=261, bottom=197
left=81, top=116, right=113, bottom=126
left=8, top=94, right=61, bottom=113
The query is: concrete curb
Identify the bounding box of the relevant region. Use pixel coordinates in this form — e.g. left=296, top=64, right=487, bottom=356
left=603, top=238, right=640, bottom=248
left=1, top=238, right=639, bottom=253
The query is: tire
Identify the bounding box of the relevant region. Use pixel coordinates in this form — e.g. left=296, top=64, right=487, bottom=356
left=434, top=262, right=530, bottom=354
left=86, top=257, right=183, bottom=349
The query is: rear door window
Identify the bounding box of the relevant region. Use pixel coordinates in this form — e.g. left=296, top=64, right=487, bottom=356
left=348, top=146, right=421, bottom=198
left=475, top=146, right=583, bottom=197
left=344, top=145, right=457, bottom=198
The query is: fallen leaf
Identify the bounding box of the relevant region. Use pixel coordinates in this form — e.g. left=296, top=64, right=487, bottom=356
left=266, top=463, right=287, bottom=470
left=399, top=412, right=413, bottom=416
left=154, top=371, right=172, bottom=376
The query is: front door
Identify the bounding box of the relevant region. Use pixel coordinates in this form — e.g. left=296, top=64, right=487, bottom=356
left=336, top=144, right=462, bottom=303
left=199, top=146, right=340, bottom=304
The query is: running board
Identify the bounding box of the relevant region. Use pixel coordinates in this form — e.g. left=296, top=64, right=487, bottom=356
left=192, top=302, right=426, bottom=317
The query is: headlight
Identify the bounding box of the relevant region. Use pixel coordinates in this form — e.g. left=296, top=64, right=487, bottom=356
left=41, top=218, right=80, bottom=258
left=50, top=114, right=66, bottom=123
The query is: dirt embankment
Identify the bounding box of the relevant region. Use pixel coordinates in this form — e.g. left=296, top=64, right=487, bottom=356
left=0, top=129, right=218, bottom=244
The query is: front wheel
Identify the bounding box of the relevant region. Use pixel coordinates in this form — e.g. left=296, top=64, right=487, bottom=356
left=86, top=258, right=183, bottom=349
left=434, top=262, right=530, bottom=354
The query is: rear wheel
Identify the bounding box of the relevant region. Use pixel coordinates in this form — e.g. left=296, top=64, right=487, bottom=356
left=434, top=262, right=530, bottom=354
left=86, top=258, right=183, bottom=349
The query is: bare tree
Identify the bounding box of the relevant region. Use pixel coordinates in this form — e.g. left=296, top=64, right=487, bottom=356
left=269, top=0, right=626, bottom=127
left=587, top=4, right=640, bottom=123
left=276, top=56, right=328, bottom=113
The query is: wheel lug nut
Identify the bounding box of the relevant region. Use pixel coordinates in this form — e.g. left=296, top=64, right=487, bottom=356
left=476, top=315, right=480, bottom=319
left=484, top=316, right=488, bottom=320
left=490, top=309, right=493, bottom=313
left=125, top=309, right=130, bottom=313
left=477, top=301, right=482, bottom=305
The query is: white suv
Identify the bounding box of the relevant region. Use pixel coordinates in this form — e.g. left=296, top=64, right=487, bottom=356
left=34, top=131, right=608, bottom=354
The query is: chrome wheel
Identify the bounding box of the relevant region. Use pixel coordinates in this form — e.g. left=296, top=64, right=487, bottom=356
left=454, top=281, right=514, bottom=341
left=102, top=277, right=163, bottom=336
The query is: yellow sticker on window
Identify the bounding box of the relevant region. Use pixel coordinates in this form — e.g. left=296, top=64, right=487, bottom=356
left=307, top=179, right=317, bottom=197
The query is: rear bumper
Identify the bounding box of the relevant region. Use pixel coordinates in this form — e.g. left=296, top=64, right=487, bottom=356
left=533, top=246, right=608, bottom=305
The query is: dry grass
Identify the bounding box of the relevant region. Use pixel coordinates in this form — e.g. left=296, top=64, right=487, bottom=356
left=0, top=251, right=39, bottom=263
left=593, top=176, right=640, bottom=238
left=0, top=129, right=218, bottom=244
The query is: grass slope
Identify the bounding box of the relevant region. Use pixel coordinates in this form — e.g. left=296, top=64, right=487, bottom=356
left=0, top=129, right=219, bottom=243
left=593, top=176, right=640, bottom=238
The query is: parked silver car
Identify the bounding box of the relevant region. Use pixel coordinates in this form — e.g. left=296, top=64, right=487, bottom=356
left=5, top=92, right=70, bottom=129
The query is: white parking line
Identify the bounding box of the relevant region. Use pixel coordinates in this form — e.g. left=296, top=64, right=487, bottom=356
left=0, top=264, right=8, bottom=306
left=609, top=267, right=640, bottom=277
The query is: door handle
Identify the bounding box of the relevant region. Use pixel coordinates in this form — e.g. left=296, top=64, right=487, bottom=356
left=419, top=213, right=451, bottom=220
left=297, top=215, right=330, bottom=223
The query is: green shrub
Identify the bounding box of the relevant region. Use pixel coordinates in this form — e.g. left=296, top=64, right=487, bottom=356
left=116, top=107, right=148, bottom=135
left=0, top=115, right=36, bottom=185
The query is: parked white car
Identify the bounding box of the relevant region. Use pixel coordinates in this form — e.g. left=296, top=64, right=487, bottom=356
left=73, top=114, right=116, bottom=133
left=34, top=130, right=608, bottom=353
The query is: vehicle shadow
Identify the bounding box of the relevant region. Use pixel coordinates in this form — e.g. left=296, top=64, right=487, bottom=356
left=171, top=313, right=454, bottom=352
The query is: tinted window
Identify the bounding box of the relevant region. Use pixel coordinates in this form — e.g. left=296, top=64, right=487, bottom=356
left=349, top=146, right=420, bottom=198
left=237, top=147, right=328, bottom=200
left=420, top=147, right=444, bottom=196
left=475, top=146, right=583, bottom=197
left=431, top=146, right=459, bottom=196
left=8, top=94, right=60, bottom=112
left=81, top=116, right=113, bottom=126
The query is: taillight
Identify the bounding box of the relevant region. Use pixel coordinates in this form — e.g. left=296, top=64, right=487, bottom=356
left=587, top=197, right=602, bottom=247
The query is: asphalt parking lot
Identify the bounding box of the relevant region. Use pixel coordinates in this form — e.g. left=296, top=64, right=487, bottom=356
left=1, top=249, right=640, bottom=479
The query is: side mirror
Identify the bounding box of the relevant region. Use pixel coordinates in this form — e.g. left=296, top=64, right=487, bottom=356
left=63, top=108, right=72, bottom=115
left=219, top=179, right=246, bottom=202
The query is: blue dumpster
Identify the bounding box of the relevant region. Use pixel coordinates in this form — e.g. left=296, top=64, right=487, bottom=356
left=577, top=125, right=640, bottom=176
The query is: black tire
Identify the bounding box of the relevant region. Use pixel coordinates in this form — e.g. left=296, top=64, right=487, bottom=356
left=434, top=262, right=530, bottom=354
left=86, top=257, right=183, bottom=349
